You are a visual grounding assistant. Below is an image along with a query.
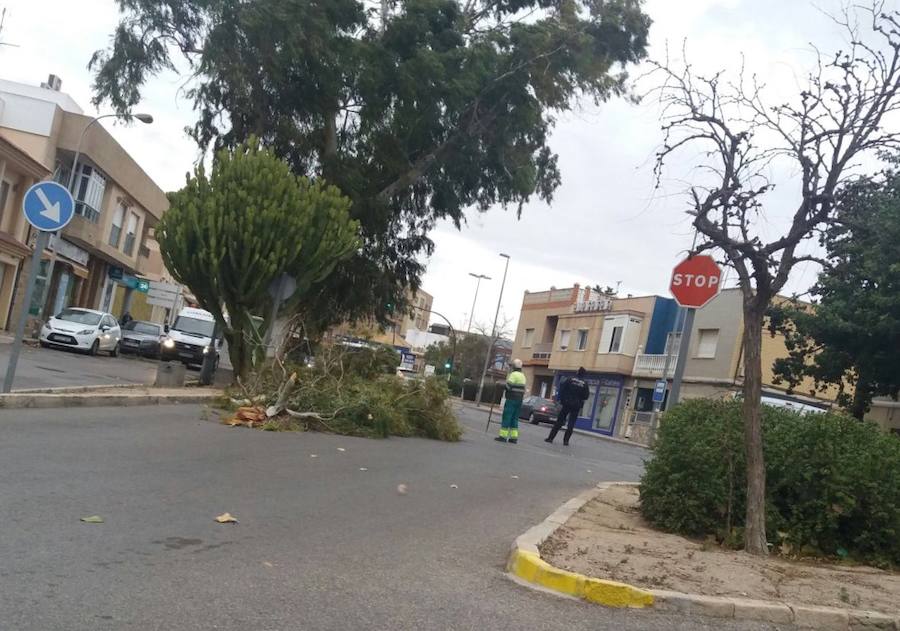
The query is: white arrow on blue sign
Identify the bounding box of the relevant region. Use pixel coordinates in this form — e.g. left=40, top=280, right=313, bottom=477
left=652, top=379, right=667, bottom=404
left=22, top=181, right=75, bottom=232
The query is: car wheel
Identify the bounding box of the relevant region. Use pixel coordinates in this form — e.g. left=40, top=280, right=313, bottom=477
left=529, top=412, right=539, bottom=424
left=109, top=343, right=119, bottom=358
left=89, top=339, right=99, bottom=356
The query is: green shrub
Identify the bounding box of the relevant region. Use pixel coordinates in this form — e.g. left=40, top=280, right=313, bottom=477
left=640, top=398, right=900, bottom=566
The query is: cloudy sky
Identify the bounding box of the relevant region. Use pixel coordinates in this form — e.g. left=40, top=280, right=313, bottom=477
left=1, top=0, right=895, bottom=332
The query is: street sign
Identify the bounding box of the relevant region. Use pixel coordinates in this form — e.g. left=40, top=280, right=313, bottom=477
left=424, top=364, right=435, bottom=377
left=267, top=273, right=297, bottom=304
left=22, top=181, right=74, bottom=232
left=136, top=279, right=150, bottom=293
left=147, top=288, right=178, bottom=301
left=120, top=275, right=150, bottom=293
left=149, top=281, right=180, bottom=294
left=669, top=255, right=722, bottom=308
left=652, top=379, right=667, bottom=404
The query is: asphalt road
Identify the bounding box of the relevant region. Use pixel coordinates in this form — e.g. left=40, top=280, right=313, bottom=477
left=0, top=343, right=159, bottom=390
left=0, top=402, right=789, bottom=630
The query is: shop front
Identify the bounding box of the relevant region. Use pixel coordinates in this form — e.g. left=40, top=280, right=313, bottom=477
left=553, top=371, right=625, bottom=436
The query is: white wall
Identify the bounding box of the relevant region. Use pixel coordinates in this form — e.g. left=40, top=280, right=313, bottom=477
left=404, top=328, right=449, bottom=351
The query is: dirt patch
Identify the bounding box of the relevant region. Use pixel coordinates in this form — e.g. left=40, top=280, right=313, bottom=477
left=540, top=485, right=899, bottom=614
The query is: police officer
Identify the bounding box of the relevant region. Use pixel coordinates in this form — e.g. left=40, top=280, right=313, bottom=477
left=546, top=367, right=590, bottom=446
left=495, top=358, right=527, bottom=444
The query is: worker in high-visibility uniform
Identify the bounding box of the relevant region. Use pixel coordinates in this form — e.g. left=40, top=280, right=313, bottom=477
left=496, top=358, right=527, bottom=444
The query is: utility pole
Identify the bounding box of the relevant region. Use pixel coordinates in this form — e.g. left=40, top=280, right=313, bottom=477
left=476, top=253, right=510, bottom=406
left=466, top=272, right=490, bottom=333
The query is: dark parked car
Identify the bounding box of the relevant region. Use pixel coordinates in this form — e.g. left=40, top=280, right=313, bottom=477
left=119, top=320, right=164, bottom=358
left=519, top=395, right=561, bottom=424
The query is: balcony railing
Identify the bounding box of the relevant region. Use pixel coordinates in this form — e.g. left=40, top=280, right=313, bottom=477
left=633, top=353, right=675, bottom=377
left=531, top=342, right=552, bottom=360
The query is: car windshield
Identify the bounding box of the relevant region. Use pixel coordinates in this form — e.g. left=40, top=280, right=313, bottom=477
left=536, top=398, right=555, bottom=407
left=54, top=309, right=101, bottom=326
left=124, top=321, right=161, bottom=336
left=172, top=316, right=215, bottom=337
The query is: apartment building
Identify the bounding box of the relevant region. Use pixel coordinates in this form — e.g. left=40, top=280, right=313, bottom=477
left=512, top=285, right=680, bottom=436
left=0, top=135, right=51, bottom=329
left=0, top=76, right=168, bottom=331
left=332, top=288, right=435, bottom=349
left=510, top=284, right=892, bottom=439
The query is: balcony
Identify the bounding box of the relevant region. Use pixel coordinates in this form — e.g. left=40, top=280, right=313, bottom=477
left=530, top=342, right=553, bottom=363
left=633, top=354, right=676, bottom=378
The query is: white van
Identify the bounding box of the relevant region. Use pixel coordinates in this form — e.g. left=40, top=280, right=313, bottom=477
left=160, top=307, right=220, bottom=366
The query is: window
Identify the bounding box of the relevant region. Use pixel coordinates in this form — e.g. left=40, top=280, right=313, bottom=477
left=74, top=164, right=107, bottom=223
left=109, top=202, right=126, bottom=247
left=123, top=212, right=139, bottom=256
left=608, top=326, right=624, bottom=353
left=522, top=328, right=535, bottom=347
left=0, top=180, right=10, bottom=220
left=576, top=329, right=589, bottom=351
left=559, top=329, right=571, bottom=350
left=696, top=328, right=719, bottom=358
left=664, top=331, right=682, bottom=356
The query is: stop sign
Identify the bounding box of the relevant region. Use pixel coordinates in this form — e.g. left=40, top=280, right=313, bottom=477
left=669, top=255, right=722, bottom=308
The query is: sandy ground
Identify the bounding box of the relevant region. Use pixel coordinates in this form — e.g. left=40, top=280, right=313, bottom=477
left=540, top=485, right=900, bottom=614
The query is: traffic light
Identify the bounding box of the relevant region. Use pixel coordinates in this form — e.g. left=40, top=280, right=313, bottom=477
left=444, top=358, right=452, bottom=370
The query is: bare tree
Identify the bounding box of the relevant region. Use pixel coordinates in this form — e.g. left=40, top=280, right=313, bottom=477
left=651, top=5, right=900, bottom=555
left=472, top=316, right=514, bottom=404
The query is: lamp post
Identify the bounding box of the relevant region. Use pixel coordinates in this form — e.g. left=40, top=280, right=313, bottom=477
left=476, top=253, right=510, bottom=406
left=466, top=272, right=491, bottom=333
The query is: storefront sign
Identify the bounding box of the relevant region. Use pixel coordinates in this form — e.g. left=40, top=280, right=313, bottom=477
left=48, top=235, right=89, bottom=266
left=573, top=297, right=613, bottom=313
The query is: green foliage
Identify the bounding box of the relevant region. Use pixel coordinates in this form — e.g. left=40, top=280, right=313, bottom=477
left=768, top=164, right=900, bottom=418
left=423, top=333, right=489, bottom=381
left=92, top=0, right=650, bottom=329
left=158, top=140, right=358, bottom=378
left=640, top=399, right=900, bottom=566
left=340, top=346, right=401, bottom=380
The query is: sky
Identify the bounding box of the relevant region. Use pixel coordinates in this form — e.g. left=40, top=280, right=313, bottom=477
left=1, top=0, right=896, bottom=333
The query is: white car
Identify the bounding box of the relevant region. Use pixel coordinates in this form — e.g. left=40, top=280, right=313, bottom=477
left=40, top=308, right=122, bottom=356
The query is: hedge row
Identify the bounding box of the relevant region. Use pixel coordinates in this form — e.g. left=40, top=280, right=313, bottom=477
left=639, top=399, right=900, bottom=567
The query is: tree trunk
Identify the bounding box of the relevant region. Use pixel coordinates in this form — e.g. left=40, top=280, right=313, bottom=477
left=849, top=372, right=870, bottom=420
left=742, top=305, right=769, bottom=556
left=225, top=324, right=249, bottom=382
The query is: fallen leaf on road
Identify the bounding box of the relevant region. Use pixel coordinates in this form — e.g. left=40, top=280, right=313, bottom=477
left=359, top=467, right=368, bottom=471
left=510, top=475, right=519, bottom=479
left=450, top=484, right=459, bottom=489
left=310, top=454, right=318, bottom=458
left=397, top=484, right=408, bottom=495
left=215, top=513, right=238, bottom=524
left=80, top=515, right=104, bottom=523
left=587, top=469, right=593, bottom=474
left=337, top=447, right=346, bottom=452
left=262, top=561, right=274, bottom=568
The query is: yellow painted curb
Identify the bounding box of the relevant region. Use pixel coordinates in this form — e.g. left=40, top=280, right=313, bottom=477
left=509, top=548, right=654, bottom=608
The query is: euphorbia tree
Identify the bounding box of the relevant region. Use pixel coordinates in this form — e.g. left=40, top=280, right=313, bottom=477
left=158, top=140, right=359, bottom=378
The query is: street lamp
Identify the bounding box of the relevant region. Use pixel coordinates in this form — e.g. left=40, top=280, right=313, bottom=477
left=66, top=112, right=153, bottom=194
left=476, top=253, right=510, bottom=406
left=466, top=272, right=491, bottom=333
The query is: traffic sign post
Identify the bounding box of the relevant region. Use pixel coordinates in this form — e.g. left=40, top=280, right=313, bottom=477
left=667, top=255, right=723, bottom=408
left=3, top=182, right=75, bottom=393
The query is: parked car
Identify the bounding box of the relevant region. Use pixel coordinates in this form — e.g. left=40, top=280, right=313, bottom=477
left=39, top=308, right=121, bottom=356
left=119, top=320, right=164, bottom=358
left=519, top=395, right=561, bottom=424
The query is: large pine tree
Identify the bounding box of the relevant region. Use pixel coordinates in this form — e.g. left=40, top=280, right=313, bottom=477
left=91, top=0, right=651, bottom=328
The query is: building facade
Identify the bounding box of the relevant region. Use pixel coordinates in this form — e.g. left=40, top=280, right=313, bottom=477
left=511, top=284, right=896, bottom=439
left=0, top=76, right=168, bottom=332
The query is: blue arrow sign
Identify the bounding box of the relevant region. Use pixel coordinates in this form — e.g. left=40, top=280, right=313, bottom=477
left=22, top=181, right=75, bottom=232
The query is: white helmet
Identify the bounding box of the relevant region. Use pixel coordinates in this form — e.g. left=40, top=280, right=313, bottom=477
left=511, top=358, right=523, bottom=369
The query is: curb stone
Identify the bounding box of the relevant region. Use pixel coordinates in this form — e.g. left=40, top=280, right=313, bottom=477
left=0, top=390, right=223, bottom=409
left=507, top=481, right=899, bottom=629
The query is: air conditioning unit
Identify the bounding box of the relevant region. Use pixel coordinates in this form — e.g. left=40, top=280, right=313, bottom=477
left=40, top=74, right=62, bottom=91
